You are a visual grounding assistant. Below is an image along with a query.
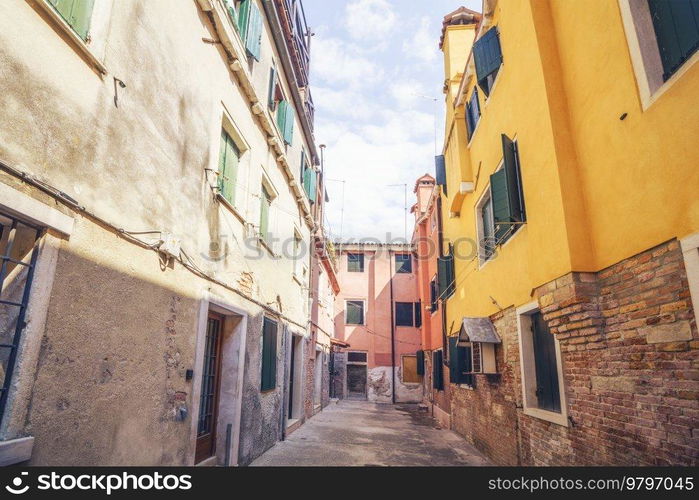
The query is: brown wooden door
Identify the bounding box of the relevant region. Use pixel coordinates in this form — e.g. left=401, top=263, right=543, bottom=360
left=195, top=312, right=224, bottom=464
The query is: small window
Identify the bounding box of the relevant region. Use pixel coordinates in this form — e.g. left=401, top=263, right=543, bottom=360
left=347, top=253, right=364, bottom=273
left=448, top=337, right=474, bottom=386
left=466, top=88, right=481, bottom=141
left=395, top=302, right=414, bottom=327
left=218, top=129, right=240, bottom=206
left=347, top=351, right=367, bottom=363
left=473, top=27, right=503, bottom=97
left=437, top=248, right=455, bottom=299
left=429, top=277, right=438, bottom=312
left=47, top=0, right=96, bottom=41
left=260, top=317, right=278, bottom=391
left=345, top=300, right=365, bottom=325
left=395, top=254, right=412, bottom=273
left=402, top=356, right=421, bottom=383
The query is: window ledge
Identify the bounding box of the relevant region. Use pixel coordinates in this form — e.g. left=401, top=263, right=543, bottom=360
left=458, top=384, right=475, bottom=390
left=258, top=238, right=279, bottom=258
left=643, top=50, right=699, bottom=111
left=0, top=436, right=34, bottom=466
left=216, top=194, right=246, bottom=224
left=292, top=273, right=305, bottom=286
left=36, top=0, right=107, bottom=74
left=523, top=407, right=569, bottom=427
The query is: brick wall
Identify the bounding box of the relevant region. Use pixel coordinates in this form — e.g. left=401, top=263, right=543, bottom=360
left=448, top=239, right=698, bottom=465
left=450, top=309, right=521, bottom=466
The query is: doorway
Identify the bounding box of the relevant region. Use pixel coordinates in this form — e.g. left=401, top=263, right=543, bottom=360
left=346, top=351, right=368, bottom=399
left=287, top=334, right=303, bottom=423
left=195, top=312, right=224, bottom=464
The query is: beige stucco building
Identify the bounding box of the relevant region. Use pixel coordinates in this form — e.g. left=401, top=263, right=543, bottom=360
left=0, top=0, right=332, bottom=466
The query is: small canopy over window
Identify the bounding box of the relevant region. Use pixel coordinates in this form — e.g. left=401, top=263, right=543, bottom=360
left=458, top=317, right=500, bottom=374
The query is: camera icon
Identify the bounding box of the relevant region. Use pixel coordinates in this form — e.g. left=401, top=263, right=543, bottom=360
left=5, top=472, right=29, bottom=495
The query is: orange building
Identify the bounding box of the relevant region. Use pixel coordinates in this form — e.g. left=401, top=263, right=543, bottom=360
left=333, top=244, right=423, bottom=403
left=412, top=175, right=451, bottom=428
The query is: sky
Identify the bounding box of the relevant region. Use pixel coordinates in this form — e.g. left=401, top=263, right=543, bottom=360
left=303, top=0, right=481, bottom=242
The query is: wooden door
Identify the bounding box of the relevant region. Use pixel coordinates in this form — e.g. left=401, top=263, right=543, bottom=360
left=195, top=312, right=224, bottom=464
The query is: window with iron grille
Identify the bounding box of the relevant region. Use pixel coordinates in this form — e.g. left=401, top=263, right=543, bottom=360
left=0, top=211, right=42, bottom=419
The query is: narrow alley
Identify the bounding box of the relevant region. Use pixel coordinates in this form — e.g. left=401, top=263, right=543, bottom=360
left=251, top=401, right=489, bottom=467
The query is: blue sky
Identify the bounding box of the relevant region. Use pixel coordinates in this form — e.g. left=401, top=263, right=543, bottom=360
left=303, top=0, right=481, bottom=241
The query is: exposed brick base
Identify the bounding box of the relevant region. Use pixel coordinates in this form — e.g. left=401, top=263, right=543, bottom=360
left=449, top=239, right=699, bottom=465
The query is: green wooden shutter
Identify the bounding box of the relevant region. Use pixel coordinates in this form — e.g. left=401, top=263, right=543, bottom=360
left=473, top=27, right=503, bottom=95
left=531, top=313, right=561, bottom=412
left=268, top=66, right=277, bottom=109
left=501, top=134, right=525, bottom=223
left=261, top=318, right=278, bottom=391
left=432, top=350, right=444, bottom=390
left=448, top=337, right=460, bottom=383
left=237, top=0, right=251, bottom=41
left=259, top=185, right=271, bottom=241
left=245, top=1, right=263, bottom=61
left=649, top=0, right=699, bottom=80
left=490, top=169, right=510, bottom=244
left=218, top=131, right=238, bottom=205
left=437, top=255, right=455, bottom=300
left=416, top=350, right=425, bottom=376
left=276, top=100, right=288, bottom=135
left=49, top=0, right=95, bottom=41
left=435, top=155, right=447, bottom=195
left=414, top=301, right=422, bottom=328
left=283, top=103, right=295, bottom=145
left=224, top=0, right=238, bottom=25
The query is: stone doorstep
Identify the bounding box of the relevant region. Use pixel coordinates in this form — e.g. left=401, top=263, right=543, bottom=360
left=0, top=436, right=34, bottom=466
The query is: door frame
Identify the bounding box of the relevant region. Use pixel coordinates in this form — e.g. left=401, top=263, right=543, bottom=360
left=190, top=294, right=248, bottom=466
left=346, top=350, right=368, bottom=399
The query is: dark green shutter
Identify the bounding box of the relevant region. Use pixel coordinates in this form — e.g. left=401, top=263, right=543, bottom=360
left=531, top=313, right=561, bottom=413
left=416, top=350, right=425, bottom=376
left=448, top=337, right=460, bottom=383
left=219, top=130, right=238, bottom=204
left=430, top=279, right=438, bottom=312
left=268, top=66, right=277, bottom=109
left=432, top=350, right=444, bottom=390
left=224, top=0, right=238, bottom=25
left=649, top=0, right=699, bottom=80
left=303, top=165, right=315, bottom=201
left=435, top=155, right=447, bottom=196
left=237, top=0, right=251, bottom=41
left=245, top=1, right=263, bottom=61
left=490, top=134, right=525, bottom=245
left=473, top=27, right=503, bottom=95
left=437, top=255, right=455, bottom=300
left=414, top=301, right=422, bottom=328
left=395, top=303, right=414, bottom=327
left=277, top=100, right=288, bottom=137
left=49, top=0, right=95, bottom=41
left=466, top=88, right=481, bottom=141
left=261, top=318, right=278, bottom=391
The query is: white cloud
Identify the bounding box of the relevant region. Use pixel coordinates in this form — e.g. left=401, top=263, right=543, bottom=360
left=311, top=37, right=384, bottom=89
left=402, top=16, right=439, bottom=63
left=345, top=0, right=397, bottom=43
left=389, top=80, right=427, bottom=108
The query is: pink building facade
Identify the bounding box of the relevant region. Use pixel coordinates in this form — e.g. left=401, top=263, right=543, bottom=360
left=333, top=244, right=423, bottom=403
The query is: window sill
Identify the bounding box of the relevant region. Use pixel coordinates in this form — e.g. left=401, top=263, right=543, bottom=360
left=216, top=194, right=246, bottom=224
left=643, top=50, right=699, bottom=111
left=292, top=273, right=305, bottom=286
left=258, top=238, right=279, bottom=258
left=523, top=407, right=568, bottom=427
left=458, top=384, right=475, bottom=390
left=36, top=0, right=107, bottom=75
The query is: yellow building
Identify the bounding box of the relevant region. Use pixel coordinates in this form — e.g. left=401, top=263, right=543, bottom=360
left=437, top=1, right=699, bottom=465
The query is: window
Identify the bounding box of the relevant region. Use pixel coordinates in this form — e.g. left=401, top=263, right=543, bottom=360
left=259, top=184, right=272, bottom=243
left=47, top=0, right=95, bottom=41
left=347, top=253, right=364, bottom=273
left=268, top=65, right=278, bottom=110
left=478, top=193, right=496, bottom=261
left=218, top=129, right=240, bottom=206
left=517, top=303, right=567, bottom=426
left=345, top=300, right=365, bottom=325
left=276, top=100, right=295, bottom=145
left=301, top=153, right=317, bottom=204
left=0, top=212, right=42, bottom=419
left=347, top=351, right=367, bottom=363
left=432, top=350, right=444, bottom=390
left=429, top=277, right=438, bottom=313
left=395, top=254, right=412, bottom=273
left=648, top=0, right=699, bottom=81
left=414, top=301, right=422, bottom=328
left=473, top=27, right=503, bottom=97
left=479, top=134, right=526, bottom=261
left=448, top=337, right=474, bottom=387
left=395, top=302, right=414, bottom=327
left=260, top=317, right=278, bottom=391
left=226, top=0, right=262, bottom=60
left=466, top=88, right=481, bottom=141
left=402, top=355, right=421, bottom=383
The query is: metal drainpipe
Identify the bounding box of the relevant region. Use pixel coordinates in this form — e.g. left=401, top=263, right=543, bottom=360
left=389, top=249, right=396, bottom=404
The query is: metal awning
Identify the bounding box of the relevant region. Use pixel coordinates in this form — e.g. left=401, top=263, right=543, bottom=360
left=458, top=317, right=502, bottom=344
